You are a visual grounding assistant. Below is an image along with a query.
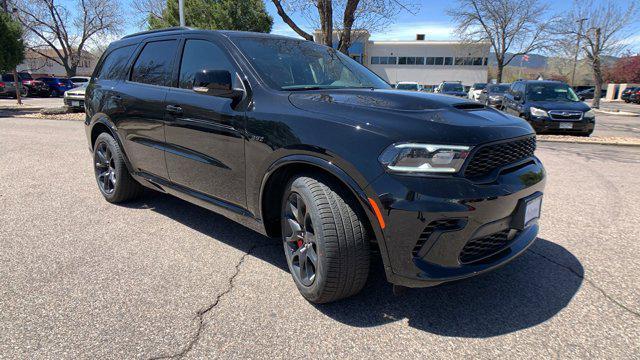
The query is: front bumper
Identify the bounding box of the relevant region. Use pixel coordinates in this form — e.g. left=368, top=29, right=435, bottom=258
left=367, top=157, right=545, bottom=287
left=529, top=116, right=595, bottom=134
left=64, top=96, right=85, bottom=109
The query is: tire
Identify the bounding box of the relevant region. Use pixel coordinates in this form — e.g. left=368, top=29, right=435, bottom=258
left=93, top=132, right=144, bottom=203
left=281, top=175, right=370, bottom=303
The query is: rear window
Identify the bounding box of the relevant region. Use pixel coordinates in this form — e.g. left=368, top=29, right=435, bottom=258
left=130, top=40, right=178, bottom=87
left=96, top=45, right=135, bottom=80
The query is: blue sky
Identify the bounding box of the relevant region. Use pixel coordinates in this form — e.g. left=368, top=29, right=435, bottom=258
left=120, top=0, right=639, bottom=52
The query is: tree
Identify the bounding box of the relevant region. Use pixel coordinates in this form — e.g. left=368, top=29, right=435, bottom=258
left=449, top=0, right=553, bottom=83
left=605, top=55, right=640, bottom=84
left=556, top=0, right=638, bottom=108
left=271, top=0, right=412, bottom=54
left=144, top=0, right=273, bottom=33
left=15, top=0, right=122, bottom=77
left=0, top=11, right=25, bottom=104
left=0, top=12, right=24, bottom=73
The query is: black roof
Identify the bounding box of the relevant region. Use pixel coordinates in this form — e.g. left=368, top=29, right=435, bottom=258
left=120, top=27, right=301, bottom=42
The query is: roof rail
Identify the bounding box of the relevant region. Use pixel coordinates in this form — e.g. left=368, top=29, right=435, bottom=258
left=121, top=26, right=192, bottom=39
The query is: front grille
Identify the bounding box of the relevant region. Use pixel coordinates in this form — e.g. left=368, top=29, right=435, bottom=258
left=459, top=229, right=514, bottom=264
left=548, top=110, right=582, bottom=121
left=412, top=219, right=462, bottom=256
left=464, top=136, right=536, bottom=178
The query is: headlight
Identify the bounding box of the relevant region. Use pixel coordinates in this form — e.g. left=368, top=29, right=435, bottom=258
left=584, top=109, right=595, bottom=118
left=489, top=95, right=500, bottom=100
left=530, top=107, right=549, bottom=117
left=379, top=143, right=472, bottom=174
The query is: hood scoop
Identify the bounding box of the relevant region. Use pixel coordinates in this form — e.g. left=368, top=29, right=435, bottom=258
left=453, top=103, right=487, bottom=111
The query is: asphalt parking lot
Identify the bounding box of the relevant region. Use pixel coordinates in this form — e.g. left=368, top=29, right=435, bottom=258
left=1, top=117, right=639, bottom=359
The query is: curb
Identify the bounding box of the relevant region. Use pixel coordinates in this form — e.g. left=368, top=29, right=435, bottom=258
left=593, top=109, right=639, bottom=117
left=538, top=138, right=640, bottom=147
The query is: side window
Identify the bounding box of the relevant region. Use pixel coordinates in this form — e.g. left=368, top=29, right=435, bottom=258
left=130, top=40, right=178, bottom=86
left=178, top=39, right=234, bottom=89
left=95, top=45, right=135, bottom=80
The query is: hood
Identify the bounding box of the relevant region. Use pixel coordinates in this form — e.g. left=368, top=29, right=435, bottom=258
left=527, top=100, right=590, bottom=111
left=288, top=89, right=534, bottom=145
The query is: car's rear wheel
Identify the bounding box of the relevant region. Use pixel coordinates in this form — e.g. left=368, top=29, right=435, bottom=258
left=93, top=132, right=144, bottom=203
left=281, top=175, right=370, bottom=303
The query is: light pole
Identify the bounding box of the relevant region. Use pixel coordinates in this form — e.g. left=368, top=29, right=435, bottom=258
left=178, top=0, right=185, bottom=27
left=571, top=18, right=587, bottom=87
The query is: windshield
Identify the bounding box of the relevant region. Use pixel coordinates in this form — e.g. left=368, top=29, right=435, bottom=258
left=526, top=83, right=579, bottom=102
left=397, top=83, right=418, bottom=90
left=473, top=83, right=486, bottom=90
left=442, top=83, right=464, bottom=92
left=234, top=37, right=390, bottom=91
left=488, top=85, right=510, bottom=93
left=18, top=73, right=33, bottom=80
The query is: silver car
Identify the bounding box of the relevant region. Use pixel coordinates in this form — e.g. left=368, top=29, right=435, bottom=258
left=63, top=83, right=87, bottom=111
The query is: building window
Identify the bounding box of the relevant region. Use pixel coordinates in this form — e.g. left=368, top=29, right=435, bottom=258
left=483, top=57, right=488, bottom=66
left=379, top=57, right=388, bottom=64
left=398, top=57, right=407, bottom=65
left=371, top=56, right=380, bottom=65
left=406, top=57, right=415, bottom=65
left=425, top=57, right=435, bottom=65
left=416, top=57, right=424, bottom=65
left=444, top=57, right=453, bottom=65
left=388, top=57, right=397, bottom=64
left=434, top=57, right=444, bottom=65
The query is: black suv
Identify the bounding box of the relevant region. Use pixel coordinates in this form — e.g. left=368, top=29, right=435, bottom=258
left=503, top=80, right=595, bottom=136
left=85, top=28, right=546, bottom=303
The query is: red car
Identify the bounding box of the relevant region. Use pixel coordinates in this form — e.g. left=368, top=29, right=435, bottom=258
left=1, top=73, right=50, bottom=97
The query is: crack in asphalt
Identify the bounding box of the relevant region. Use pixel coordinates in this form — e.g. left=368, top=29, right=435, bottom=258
left=528, top=249, right=640, bottom=319
left=148, top=242, right=278, bottom=360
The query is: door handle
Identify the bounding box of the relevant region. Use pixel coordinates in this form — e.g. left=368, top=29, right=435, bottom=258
left=166, top=104, right=183, bottom=115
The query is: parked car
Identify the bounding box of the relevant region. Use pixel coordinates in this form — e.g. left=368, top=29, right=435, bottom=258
left=434, top=81, right=467, bottom=97
left=467, top=82, right=487, bottom=101
left=86, top=29, right=545, bottom=303
left=1, top=73, right=50, bottom=97
left=396, top=81, right=423, bottom=91
left=503, top=80, right=595, bottom=136
left=478, top=83, right=510, bottom=109
left=576, top=87, right=606, bottom=100
left=37, top=77, right=75, bottom=97
left=70, top=76, right=91, bottom=87
left=621, top=87, right=638, bottom=103
left=64, top=83, right=87, bottom=111
left=0, top=79, right=27, bottom=98
left=630, top=88, right=640, bottom=104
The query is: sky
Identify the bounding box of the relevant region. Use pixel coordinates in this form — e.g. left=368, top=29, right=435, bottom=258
left=119, top=0, right=640, bottom=52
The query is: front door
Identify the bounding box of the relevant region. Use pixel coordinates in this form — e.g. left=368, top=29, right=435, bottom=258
left=164, top=37, right=247, bottom=208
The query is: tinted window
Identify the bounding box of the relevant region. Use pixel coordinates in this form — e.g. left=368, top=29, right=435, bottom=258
left=488, top=84, right=509, bottom=93
left=178, top=40, right=234, bottom=89
left=234, top=37, right=389, bottom=91
left=473, top=83, right=486, bottom=90
left=130, top=40, right=178, bottom=86
left=444, top=57, right=453, bottom=65
left=443, top=83, right=464, bottom=92
left=526, top=82, right=579, bottom=102
left=96, top=45, right=135, bottom=80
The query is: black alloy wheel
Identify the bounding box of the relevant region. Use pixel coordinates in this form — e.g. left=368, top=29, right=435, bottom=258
left=94, top=142, right=116, bottom=195
left=283, top=192, right=319, bottom=286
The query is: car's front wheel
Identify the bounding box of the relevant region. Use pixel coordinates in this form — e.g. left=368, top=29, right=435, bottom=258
left=93, top=132, right=144, bottom=203
left=281, top=175, right=370, bottom=303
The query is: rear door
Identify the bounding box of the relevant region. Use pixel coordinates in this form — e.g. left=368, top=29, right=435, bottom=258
left=116, top=37, right=180, bottom=180
left=163, top=36, right=247, bottom=208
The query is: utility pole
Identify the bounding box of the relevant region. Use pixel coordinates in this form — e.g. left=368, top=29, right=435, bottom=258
left=178, top=0, right=185, bottom=26
left=571, top=17, right=587, bottom=87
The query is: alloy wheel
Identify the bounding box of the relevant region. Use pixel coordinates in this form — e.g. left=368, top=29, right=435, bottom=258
left=283, top=192, right=318, bottom=287
left=94, top=142, right=116, bottom=195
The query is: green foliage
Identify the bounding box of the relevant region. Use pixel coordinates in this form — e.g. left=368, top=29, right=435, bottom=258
left=0, top=12, right=25, bottom=73
left=148, top=0, right=273, bottom=33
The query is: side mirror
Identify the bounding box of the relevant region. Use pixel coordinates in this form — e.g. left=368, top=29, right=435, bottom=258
left=579, top=96, right=585, bottom=101
left=513, top=94, right=522, bottom=101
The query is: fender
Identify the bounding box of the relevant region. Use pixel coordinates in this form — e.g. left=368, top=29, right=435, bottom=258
left=259, top=154, right=392, bottom=273
left=87, top=113, right=136, bottom=175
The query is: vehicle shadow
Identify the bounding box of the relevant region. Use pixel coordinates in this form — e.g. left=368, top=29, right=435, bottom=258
left=124, top=191, right=583, bottom=338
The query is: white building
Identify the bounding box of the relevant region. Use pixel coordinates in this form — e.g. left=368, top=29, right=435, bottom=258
left=313, top=30, right=490, bottom=88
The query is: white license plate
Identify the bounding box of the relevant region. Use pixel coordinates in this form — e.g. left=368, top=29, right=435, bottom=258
left=559, top=122, right=573, bottom=129
left=524, top=196, right=542, bottom=225
left=71, top=101, right=80, bottom=107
